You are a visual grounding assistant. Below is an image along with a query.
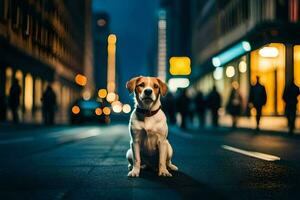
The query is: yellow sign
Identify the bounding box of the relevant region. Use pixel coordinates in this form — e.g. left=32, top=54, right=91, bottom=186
left=169, top=57, right=191, bottom=75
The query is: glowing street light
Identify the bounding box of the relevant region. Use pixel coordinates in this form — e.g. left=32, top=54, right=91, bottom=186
left=95, top=108, right=102, bottom=116
left=75, top=74, right=87, bottom=86
left=112, top=101, right=122, bottom=113
left=226, top=66, right=235, bottom=78
left=106, top=92, right=116, bottom=102
left=72, top=105, right=80, bottom=114
left=98, top=89, right=107, bottom=98
left=122, top=104, right=131, bottom=113
left=238, top=61, right=247, bottom=73
left=103, top=107, right=111, bottom=115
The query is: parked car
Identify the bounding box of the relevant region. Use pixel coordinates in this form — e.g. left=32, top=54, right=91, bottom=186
left=70, top=98, right=110, bottom=124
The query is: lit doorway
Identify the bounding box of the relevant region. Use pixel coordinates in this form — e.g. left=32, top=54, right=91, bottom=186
left=250, top=43, right=285, bottom=115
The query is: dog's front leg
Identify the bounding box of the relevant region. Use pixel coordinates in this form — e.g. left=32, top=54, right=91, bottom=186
left=158, top=139, right=172, bottom=177
left=128, top=141, right=141, bottom=177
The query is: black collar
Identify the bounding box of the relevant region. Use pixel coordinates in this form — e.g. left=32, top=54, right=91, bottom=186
left=136, top=106, right=161, bottom=117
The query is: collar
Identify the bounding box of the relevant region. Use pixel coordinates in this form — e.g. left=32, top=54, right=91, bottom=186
left=136, top=106, right=161, bottom=117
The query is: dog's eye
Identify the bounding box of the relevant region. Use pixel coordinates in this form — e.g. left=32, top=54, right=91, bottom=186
left=138, top=83, right=145, bottom=87
left=154, top=84, right=159, bottom=89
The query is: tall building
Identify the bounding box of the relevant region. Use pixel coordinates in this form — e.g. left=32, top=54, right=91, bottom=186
left=157, top=0, right=199, bottom=90
left=192, top=0, right=300, bottom=116
left=92, top=12, right=110, bottom=91
left=0, top=0, right=90, bottom=123
left=83, top=0, right=95, bottom=98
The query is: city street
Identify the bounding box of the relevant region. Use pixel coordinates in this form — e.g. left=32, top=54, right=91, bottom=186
left=1, top=124, right=300, bottom=199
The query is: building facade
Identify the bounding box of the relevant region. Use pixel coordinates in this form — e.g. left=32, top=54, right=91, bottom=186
left=92, top=12, right=109, bottom=91
left=0, top=0, right=88, bottom=123
left=192, top=0, right=300, bottom=116
left=156, top=0, right=204, bottom=89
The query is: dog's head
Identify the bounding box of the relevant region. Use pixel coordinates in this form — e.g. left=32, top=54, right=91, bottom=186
left=126, top=76, right=168, bottom=106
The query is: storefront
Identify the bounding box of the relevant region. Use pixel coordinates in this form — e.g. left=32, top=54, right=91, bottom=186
left=2, top=66, right=76, bottom=123
left=195, top=42, right=300, bottom=116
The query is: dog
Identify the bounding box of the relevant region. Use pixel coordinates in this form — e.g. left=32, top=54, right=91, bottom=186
left=126, top=76, right=178, bottom=177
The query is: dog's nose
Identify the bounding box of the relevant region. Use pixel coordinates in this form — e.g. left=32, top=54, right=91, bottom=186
left=144, top=89, right=152, bottom=96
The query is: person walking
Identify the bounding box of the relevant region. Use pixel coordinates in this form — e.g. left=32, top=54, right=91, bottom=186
left=207, top=86, right=221, bottom=127
left=41, top=85, right=57, bottom=125
left=226, top=84, right=242, bottom=128
left=9, top=78, right=21, bottom=123
left=162, top=92, right=177, bottom=124
left=195, top=91, right=206, bottom=128
left=248, top=76, right=267, bottom=131
left=283, top=80, right=300, bottom=134
left=176, top=89, right=190, bottom=129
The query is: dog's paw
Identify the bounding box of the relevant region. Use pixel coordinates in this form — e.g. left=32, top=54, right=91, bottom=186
left=158, top=168, right=172, bottom=177
left=168, top=163, right=178, bottom=171
left=127, top=168, right=140, bottom=177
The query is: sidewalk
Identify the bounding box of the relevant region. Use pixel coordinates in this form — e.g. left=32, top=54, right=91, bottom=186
left=219, top=115, right=300, bottom=134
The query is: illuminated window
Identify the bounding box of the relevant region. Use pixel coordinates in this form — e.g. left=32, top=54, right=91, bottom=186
left=250, top=43, right=285, bottom=115
left=5, top=67, right=12, bottom=96
left=24, top=74, right=33, bottom=111
left=15, top=70, right=23, bottom=106
left=293, top=45, right=300, bottom=113
left=35, top=78, right=42, bottom=108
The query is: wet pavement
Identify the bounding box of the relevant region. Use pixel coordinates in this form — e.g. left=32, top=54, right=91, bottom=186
left=0, top=124, right=300, bottom=199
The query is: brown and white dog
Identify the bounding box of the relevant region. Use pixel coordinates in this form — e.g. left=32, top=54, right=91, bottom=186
left=126, top=76, right=178, bottom=177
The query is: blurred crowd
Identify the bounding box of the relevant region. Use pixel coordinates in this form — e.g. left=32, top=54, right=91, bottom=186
left=0, top=78, right=57, bottom=125
left=162, top=76, right=300, bottom=134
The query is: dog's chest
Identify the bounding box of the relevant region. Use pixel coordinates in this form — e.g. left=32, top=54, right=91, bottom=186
left=131, top=111, right=167, bottom=139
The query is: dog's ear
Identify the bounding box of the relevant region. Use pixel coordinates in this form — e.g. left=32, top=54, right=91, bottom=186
left=126, top=76, right=141, bottom=93
left=157, top=78, right=168, bottom=96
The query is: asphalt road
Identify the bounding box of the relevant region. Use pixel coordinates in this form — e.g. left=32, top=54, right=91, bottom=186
left=0, top=124, right=300, bottom=200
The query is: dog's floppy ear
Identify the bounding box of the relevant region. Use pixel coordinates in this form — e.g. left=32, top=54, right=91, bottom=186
left=126, top=76, right=141, bottom=93
left=157, top=78, right=168, bottom=96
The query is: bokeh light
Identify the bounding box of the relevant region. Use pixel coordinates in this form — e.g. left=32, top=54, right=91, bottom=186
left=103, top=107, right=111, bottom=115
left=108, top=34, right=117, bottom=44
left=238, top=61, right=247, bottom=73
left=95, top=108, right=102, bottom=116
left=106, top=92, right=116, bottom=102
left=226, top=66, right=235, bottom=78
left=112, top=101, right=122, bottom=113
left=72, top=106, right=80, bottom=114
left=82, top=90, right=91, bottom=100
left=122, top=104, right=131, bottom=113
left=98, top=89, right=107, bottom=98
left=75, top=74, right=87, bottom=86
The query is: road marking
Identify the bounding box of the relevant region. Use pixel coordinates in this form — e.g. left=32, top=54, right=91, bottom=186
left=0, top=137, right=34, bottom=144
left=221, top=145, right=281, bottom=162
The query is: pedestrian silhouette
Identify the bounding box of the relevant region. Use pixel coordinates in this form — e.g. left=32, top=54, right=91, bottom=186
left=248, top=76, right=267, bottom=130
left=162, top=92, right=177, bottom=124
left=0, top=92, right=7, bottom=122
left=195, top=91, right=205, bottom=128
left=187, top=94, right=195, bottom=127
left=41, top=85, right=57, bottom=125
left=9, top=78, right=21, bottom=123
left=207, top=86, right=221, bottom=127
left=176, top=89, right=190, bottom=129
left=283, top=80, right=300, bottom=134
left=226, top=83, right=242, bottom=128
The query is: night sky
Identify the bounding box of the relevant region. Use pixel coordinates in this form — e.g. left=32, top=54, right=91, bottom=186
left=93, top=0, right=159, bottom=103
